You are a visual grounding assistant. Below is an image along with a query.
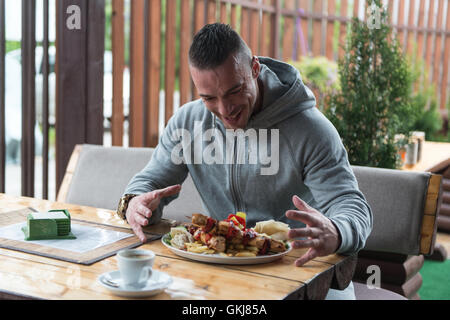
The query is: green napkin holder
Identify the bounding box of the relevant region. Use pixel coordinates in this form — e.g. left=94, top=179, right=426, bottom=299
left=22, top=209, right=77, bottom=240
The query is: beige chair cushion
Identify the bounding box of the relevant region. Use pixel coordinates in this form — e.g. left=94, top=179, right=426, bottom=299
left=352, top=165, right=430, bottom=255
left=64, top=144, right=204, bottom=222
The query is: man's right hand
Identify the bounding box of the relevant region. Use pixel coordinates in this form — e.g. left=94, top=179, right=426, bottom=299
left=125, top=184, right=182, bottom=243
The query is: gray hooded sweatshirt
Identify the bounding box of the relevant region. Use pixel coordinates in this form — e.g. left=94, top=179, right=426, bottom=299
left=124, top=57, right=373, bottom=255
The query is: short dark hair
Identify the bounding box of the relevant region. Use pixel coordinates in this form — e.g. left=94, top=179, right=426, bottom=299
left=189, top=23, right=251, bottom=69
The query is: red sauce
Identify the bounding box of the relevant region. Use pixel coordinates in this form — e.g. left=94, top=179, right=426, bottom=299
left=243, top=229, right=256, bottom=245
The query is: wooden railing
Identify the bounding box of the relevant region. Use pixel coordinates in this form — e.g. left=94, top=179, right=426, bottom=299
left=110, top=0, right=450, bottom=149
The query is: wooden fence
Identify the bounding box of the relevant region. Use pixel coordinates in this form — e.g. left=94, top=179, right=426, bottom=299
left=3, top=1, right=448, bottom=198
left=109, top=0, right=450, bottom=149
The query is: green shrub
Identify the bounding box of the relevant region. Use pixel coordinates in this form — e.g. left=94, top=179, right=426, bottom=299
left=325, top=0, right=414, bottom=169
left=407, top=54, right=443, bottom=141
left=290, top=56, right=340, bottom=111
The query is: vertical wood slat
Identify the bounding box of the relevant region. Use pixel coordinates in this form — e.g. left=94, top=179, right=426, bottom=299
left=142, top=0, right=149, bottom=146
left=387, top=0, right=394, bottom=24
left=326, top=0, right=336, bottom=61
left=396, top=0, right=406, bottom=50
left=0, top=0, right=5, bottom=193
left=230, top=3, right=237, bottom=29
left=85, top=1, right=105, bottom=145
left=21, top=0, right=36, bottom=197
left=249, top=1, right=259, bottom=55
left=439, top=1, right=450, bottom=112
left=240, top=4, right=250, bottom=45
left=424, top=0, right=435, bottom=84
left=111, top=0, right=124, bottom=146
left=415, top=0, right=426, bottom=92
left=415, top=0, right=426, bottom=63
left=297, top=0, right=309, bottom=60
left=260, top=0, right=271, bottom=57
left=129, top=0, right=145, bottom=147
left=207, top=0, right=216, bottom=24
left=146, top=0, right=161, bottom=147
left=311, top=0, right=323, bottom=56
left=165, top=0, right=176, bottom=125
left=431, top=0, right=444, bottom=89
left=270, top=0, right=281, bottom=59
left=352, top=0, right=359, bottom=19
left=179, top=0, right=192, bottom=106
left=338, top=0, right=348, bottom=60
left=192, top=0, right=206, bottom=100
left=219, top=1, right=228, bottom=24
left=282, top=0, right=295, bottom=61
left=42, top=0, right=49, bottom=199
left=194, top=0, right=206, bottom=33
left=405, top=0, right=416, bottom=57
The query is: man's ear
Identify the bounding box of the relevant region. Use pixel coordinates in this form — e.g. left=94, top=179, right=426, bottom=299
left=251, top=56, right=260, bottom=79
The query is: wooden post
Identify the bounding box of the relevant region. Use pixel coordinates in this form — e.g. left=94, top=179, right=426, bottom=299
left=0, top=0, right=4, bottom=193
left=22, top=0, right=36, bottom=197
left=42, top=0, right=49, bottom=199
left=55, top=0, right=105, bottom=192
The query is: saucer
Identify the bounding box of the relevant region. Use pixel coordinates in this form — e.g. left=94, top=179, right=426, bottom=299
left=98, top=270, right=173, bottom=298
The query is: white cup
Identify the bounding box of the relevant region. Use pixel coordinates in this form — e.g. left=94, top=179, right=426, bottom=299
left=117, top=249, right=155, bottom=289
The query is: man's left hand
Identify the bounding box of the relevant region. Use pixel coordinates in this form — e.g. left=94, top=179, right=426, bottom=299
left=286, top=195, right=342, bottom=267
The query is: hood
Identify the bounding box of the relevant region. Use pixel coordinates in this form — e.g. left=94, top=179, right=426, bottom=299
left=247, top=57, right=316, bottom=128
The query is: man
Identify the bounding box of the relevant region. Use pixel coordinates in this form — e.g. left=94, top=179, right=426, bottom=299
left=117, top=23, right=372, bottom=299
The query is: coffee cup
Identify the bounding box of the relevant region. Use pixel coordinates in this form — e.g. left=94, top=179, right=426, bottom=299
left=117, top=249, right=155, bottom=288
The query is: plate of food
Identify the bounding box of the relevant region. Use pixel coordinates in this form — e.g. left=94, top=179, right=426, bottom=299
left=161, top=212, right=292, bottom=265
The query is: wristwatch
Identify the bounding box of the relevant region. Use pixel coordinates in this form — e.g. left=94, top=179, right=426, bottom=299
left=117, top=194, right=138, bottom=220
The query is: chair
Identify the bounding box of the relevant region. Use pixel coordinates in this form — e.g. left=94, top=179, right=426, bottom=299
left=58, top=145, right=442, bottom=300
left=425, top=158, right=450, bottom=261
left=351, top=166, right=442, bottom=300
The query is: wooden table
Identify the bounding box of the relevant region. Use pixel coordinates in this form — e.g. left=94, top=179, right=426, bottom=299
left=402, top=141, right=450, bottom=172
left=0, top=194, right=357, bottom=300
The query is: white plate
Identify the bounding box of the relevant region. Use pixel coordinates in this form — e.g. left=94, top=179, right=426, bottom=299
left=98, top=269, right=173, bottom=298
left=161, top=234, right=292, bottom=265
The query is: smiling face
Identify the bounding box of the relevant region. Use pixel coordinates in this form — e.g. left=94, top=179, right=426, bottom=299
left=190, top=53, right=262, bottom=129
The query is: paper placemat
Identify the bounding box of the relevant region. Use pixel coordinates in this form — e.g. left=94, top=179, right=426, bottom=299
left=0, top=208, right=163, bottom=265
